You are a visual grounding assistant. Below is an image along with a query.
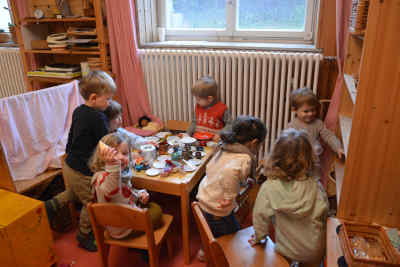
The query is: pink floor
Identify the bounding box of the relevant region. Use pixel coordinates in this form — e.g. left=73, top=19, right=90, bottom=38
left=54, top=193, right=207, bottom=267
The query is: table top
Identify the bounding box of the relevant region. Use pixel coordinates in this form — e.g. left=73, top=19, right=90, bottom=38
left=217, top=227, right=290, bottom=267
left=132, top=146, right=214, bottom=185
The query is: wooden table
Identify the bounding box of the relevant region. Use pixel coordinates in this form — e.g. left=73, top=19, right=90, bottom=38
left=217, top=226, right=290, bottom=267
left=326, top=218, right=343, bottom=267
left=131, top=147, right=215, bottom=264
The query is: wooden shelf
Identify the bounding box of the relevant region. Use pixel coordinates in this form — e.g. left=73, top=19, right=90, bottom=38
left=343, top=74, right=357, bottom=104
left=27, top=76, right=78, bottom=83
left=24, top=49, right=101, bottom=55
left=23, top=17, right=96, bottom=24
left=339, top=115, right=352, bottom=157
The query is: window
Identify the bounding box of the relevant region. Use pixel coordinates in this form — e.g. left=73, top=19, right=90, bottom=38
left=0, top=0, right=12, bottom=32
left=161, top=0, right=319, bottom=43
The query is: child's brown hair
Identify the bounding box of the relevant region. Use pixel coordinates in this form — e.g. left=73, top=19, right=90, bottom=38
left=290, top=88, right=320, bottom=111
left=89, top=132, right=127, bottom=172
left=79, top=70, right=117, bottom=100
left=191, top=76, right=218, bottom=99
left=264, top=128, right=314, bottom=181
left=104, top=100, right=122, bottom=121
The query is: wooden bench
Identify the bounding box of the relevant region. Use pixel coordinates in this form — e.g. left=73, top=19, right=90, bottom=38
left=0, top=146, right=62, bottom=194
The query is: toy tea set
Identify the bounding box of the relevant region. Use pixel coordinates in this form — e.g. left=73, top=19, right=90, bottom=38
left=134, top=132, right=217, bottom=177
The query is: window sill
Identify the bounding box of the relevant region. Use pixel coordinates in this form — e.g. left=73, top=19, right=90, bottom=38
left=141, top=41, right=320, bottom=53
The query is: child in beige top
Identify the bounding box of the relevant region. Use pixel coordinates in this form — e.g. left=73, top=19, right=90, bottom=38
left=196, top=116, right=267, bottom=261
left=249, top=129, right=329, bottom=267
left=288, top=88, right=344, bottom=179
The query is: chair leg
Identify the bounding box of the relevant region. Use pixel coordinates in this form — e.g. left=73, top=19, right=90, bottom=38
left=166, top=236, right=173, bottom=260
left=99, top=244, right=110, bottom=267
left=148, top=247, right=160, bottom=267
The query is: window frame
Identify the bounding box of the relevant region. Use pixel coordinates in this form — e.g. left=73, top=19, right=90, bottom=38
left=161, top=0, right=320, bottom=43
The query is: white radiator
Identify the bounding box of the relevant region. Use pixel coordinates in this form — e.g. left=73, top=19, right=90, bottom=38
left=0, top=48, right=26, bottom=98
left=140, top=49, right=322, bottom=153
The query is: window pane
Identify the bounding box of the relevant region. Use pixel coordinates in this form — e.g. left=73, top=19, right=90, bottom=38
left=0, top=0, right=12, bottom=31
left=166, top=0, right=226, bottom=29
left=238, top=0, right=306, bottom=30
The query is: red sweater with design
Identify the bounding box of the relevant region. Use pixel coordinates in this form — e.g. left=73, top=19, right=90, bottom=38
left=195, top=101, right=227, bottom=134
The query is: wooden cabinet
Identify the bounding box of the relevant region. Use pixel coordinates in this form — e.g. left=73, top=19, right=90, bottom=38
left=9, top=0, right=111, bottom=91
left=335, top=0, right=400, bottom=228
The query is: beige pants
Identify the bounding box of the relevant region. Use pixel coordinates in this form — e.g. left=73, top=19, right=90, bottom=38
left=55, top=163, right=93, bottom=234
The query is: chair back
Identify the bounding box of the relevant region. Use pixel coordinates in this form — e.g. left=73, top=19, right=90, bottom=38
left=88, top=202, right=156, bottom=254
left=166, top=120, right=190, bottom=132
left=191, top=202, right=230, bottom=267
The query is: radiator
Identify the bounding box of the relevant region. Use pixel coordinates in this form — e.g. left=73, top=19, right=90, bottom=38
left=140, top=49, right=322, bottom=153
left=0, top=48, right=26, bottom=98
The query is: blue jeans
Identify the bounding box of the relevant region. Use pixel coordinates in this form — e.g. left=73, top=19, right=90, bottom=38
left=203, top=210, right=241, bottom=238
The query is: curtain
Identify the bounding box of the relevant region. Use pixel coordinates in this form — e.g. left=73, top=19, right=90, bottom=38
left=105, top=0, right=151, bottom=126
left=321, top=0, right=352, bottom=186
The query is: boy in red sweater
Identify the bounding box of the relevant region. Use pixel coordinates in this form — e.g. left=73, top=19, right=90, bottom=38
left=188, top=76, right=231, bottom=141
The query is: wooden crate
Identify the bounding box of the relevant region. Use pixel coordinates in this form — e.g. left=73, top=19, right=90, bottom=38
left=338, top=221, right=400, bottom=267
left=0, top=189, right=56, bottom=267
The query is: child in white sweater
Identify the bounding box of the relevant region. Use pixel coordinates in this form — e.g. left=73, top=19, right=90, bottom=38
left=89, top=132, right=162, bottom=239
left=249, top=129, right=329, bottom=267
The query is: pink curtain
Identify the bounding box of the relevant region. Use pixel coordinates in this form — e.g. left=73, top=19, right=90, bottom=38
left=320, top=0, right=352, bottom=186
left=105, top=0, right=151, bottom=126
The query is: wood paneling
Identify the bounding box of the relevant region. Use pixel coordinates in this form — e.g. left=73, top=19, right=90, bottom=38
left=317, top=0, right=337, bottom=57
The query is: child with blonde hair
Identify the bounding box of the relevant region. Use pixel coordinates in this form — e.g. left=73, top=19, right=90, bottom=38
left=188, top=76, right=231, bottom=141
left=90, top=132, right=162, bottom=239
left=288, top=88, right=344, bottom=179
left=46, top=70, right=116, bottom=251
left=104, top=100, right=123, bottom=132
left=250, top=129, right=329, bottom=267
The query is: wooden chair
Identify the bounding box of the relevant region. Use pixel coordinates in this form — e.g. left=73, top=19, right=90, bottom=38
left=191, top=201, right=289, bottom=267
left=87, top=202, right=174, bottom=267
left=166, top=120, right=190, bottom=132
left=191, top=201, right=229, bottom=267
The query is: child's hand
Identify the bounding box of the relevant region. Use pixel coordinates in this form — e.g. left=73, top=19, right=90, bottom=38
left=246, top=178, right=255, bottom=187
left=100, top=144, right=119, bottom=165
left=217, top=198, right=233, bottom=208
left=248, top=234, right=258, bottom=247
left=337, top=148, right=345, bottom=160
left=212, top=134, right=221, bottom=142
left=140, top=191, right=149, bottom=205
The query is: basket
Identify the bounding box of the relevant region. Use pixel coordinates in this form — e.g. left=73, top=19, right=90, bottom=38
left=338, top=222, right=400, bottom=267
left=349, top=0, right=369, bottom=35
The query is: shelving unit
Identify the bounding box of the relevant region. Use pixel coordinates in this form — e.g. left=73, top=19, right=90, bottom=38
left=9, top=0, right=111, bottom=91
left=334, top=0, right=400, bottom=228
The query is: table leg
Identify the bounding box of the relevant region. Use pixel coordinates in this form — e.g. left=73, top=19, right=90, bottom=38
left=181, top=189, right=191, bottom=264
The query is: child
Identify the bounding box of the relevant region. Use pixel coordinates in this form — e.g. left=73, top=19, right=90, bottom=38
left=249, top=129, right=329, bottom=267
left=137, top=115, right=161, bottom=132
left=188, top=76, right=232, bottom=141
left=90, top=132, right=162, bottom=239
left=196, top=116, right=267, bottom=260
left=104, top=100, right=122, bottom=132
left=45, top=70, right=116, bottom=252
left=288, top=88, right=344, bottom=179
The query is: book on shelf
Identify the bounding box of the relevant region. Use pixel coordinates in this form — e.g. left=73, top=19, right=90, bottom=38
left=27, top=70, right=81, bottom=79
left=44, top=63, right=81, bottom=72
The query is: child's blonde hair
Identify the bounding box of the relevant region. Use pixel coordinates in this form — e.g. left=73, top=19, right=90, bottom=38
left=89, top=132, right=127, bottom=172
left=264, top=129, right=314, bottom=181
left=104, top=100, right=122, bottom=121
left=79, top=70, right=117, bottom=100
left=290, top=88, right=320, bottom=111
left=191, top=76, right=218, bottom=99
